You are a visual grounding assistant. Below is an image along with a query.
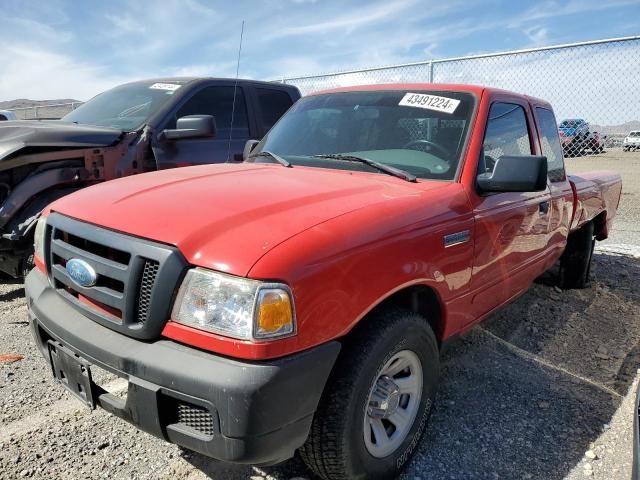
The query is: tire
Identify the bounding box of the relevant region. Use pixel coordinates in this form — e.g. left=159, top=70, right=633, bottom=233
left=299, top=308, right=439, bottom=480
left=559, top=221, right=595, bottom=289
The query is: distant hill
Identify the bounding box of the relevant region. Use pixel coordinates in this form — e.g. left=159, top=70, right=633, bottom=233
left=591, top=120, right=640, bottom=136
left=0, top=98, right=80, bottom=110
left=0, top=98, right=82, bottom=120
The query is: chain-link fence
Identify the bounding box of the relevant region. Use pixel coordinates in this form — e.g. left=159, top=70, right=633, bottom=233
left=282, top=36, right=640, bottom=247
left=8, top=102, right=80, bottom=120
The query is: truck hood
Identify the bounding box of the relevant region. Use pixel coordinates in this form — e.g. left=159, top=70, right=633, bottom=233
left=0, top=120, right=123, bottom=161
left=50, top=163, right=440, bottom=276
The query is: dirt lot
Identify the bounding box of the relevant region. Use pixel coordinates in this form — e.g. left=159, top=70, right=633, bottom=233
left=0, top=149, right=638, bottom=480
left=566, top=147, right=640, bottom=246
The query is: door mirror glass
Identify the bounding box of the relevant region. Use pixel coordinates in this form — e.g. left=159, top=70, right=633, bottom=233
left=162, top=115, right=216, bottom=140
left=243, top=139, right=260, bottom=161
left=477, top=155, right=547, bottom=193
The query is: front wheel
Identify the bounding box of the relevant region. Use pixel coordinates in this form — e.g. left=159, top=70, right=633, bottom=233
left=299, top=309, right=439, bottom=480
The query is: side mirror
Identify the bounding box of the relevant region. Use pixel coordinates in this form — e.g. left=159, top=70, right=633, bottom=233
left=477, top=155, right=547, bottom=193
left=162, top=115, right=216, bottom=140
left=243, top=139, right=260, bottom=161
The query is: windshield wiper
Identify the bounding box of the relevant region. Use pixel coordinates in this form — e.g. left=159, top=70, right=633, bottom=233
left=312, top=154, right=416, bottom=182
left=249, top=150, right=292, bottom=168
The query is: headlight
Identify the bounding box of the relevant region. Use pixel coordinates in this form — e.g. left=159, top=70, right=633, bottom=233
left=33, top=215, right=48, bottom=262
left=171, top=268, right=295, bottom=340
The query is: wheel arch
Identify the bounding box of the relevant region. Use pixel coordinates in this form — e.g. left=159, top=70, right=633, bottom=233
left=347, top=283, right=446, bottom=345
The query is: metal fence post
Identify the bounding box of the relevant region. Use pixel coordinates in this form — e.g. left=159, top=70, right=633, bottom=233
left=428, top=61, right=433, bottom=83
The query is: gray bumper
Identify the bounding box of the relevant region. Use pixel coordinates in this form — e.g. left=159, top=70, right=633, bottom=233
left=26, top=269, right=340, bottom=465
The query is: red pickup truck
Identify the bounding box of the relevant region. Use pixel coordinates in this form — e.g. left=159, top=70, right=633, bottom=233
left=26, top=84, right=621, bottom=479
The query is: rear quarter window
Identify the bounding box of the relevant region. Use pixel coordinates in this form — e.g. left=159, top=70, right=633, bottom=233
left=536, top=107, right=566, bottom=182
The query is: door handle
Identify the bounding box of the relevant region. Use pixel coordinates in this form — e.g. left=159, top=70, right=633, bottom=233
left=539, top=201, right=550, bottom=214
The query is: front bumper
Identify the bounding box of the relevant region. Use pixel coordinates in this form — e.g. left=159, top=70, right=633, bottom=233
left=26, top=269, right=340, bottom=465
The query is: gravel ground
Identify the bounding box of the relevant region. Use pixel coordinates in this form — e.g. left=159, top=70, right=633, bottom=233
left=0, top=148, right=638, bottom=479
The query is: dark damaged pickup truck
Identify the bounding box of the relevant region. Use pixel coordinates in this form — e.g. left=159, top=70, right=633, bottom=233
left=0, top=78, right=300, bottom=277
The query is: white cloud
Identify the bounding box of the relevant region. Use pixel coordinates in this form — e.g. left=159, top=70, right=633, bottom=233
left=268, top=0, right=417, bottom=39
left=104, top=14, right=147, bottom=35
left=0, top=44, right=133, bottom=101
left=512, top=0, right=639, bottom=27
left=524, top=26, right=549, bottom=46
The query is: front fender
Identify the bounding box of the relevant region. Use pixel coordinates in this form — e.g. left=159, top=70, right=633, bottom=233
left=0, top=167, right=91, bottom=232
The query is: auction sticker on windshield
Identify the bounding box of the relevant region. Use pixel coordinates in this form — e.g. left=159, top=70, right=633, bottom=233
left=399, top=93, right=460, bottom=114
left=149, top=83, right=181, bottom=92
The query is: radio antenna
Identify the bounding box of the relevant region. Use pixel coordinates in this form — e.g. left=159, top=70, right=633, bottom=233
left=227, top=20, right=245, bottom=162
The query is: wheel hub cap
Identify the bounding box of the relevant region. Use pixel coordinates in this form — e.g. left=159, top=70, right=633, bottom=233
left=363, top=350, right=424, bottom=458
left=367, top=375, right=401, bottom=418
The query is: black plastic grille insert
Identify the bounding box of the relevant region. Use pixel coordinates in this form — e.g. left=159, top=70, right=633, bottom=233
left=45, top=212, right=186, bottom=340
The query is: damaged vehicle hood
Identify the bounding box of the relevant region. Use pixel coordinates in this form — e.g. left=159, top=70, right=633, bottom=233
left=0, top=121, right=124, bottom=161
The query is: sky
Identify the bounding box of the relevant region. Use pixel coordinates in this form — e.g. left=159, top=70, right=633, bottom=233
left=0, top=0, right=638, bottom=104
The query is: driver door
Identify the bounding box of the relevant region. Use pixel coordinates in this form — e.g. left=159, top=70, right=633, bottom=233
left=467, top=100, right=552, bottom=320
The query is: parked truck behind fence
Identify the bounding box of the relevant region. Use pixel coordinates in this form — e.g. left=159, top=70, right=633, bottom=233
left=27, top=84, right=621, bottom=480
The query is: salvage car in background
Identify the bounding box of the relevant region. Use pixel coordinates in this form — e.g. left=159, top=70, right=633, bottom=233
left=0, top=110, right=17, bottom=121
left=586, top=130, right=605, bottom=153
left=27, top=84, right=621, bottom=480
left=558, top=118, right=590, bottom=156
left=624, top=130, right=640, bottom=151
left=0, top=77, right=300, bottom=276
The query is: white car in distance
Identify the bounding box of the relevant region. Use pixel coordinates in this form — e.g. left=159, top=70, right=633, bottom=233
left=0, top=110, right=17, bottom=121
left=623, top=130, right=640, bottom=151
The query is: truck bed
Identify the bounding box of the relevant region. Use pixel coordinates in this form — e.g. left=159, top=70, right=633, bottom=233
left=568, top=170, right=622, bottom=238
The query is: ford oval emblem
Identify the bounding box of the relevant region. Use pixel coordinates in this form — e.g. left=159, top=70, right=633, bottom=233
left=66, top=259, right=98, bottom=288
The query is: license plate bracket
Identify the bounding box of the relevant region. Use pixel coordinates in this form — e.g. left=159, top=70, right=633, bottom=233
left=48, top=341, right=96, bottom=409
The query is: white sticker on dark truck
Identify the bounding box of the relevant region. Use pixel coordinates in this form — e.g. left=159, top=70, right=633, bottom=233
left=149, top=83, right=181, bottom=91
left=399, top=93, right=460, bottom=114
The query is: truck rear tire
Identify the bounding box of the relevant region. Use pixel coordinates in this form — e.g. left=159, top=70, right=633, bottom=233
left=559, top=221, right=595, bottom=289
left=299, top=308, right=439, bottom=480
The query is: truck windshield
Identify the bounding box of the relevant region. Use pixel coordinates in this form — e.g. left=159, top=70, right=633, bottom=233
left=62, top=81, right=185, bottom=131
left=254, top=90, right=476, bottom=180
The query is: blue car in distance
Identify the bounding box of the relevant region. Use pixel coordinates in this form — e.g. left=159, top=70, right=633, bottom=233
left=558, top=118, right=590, bottom=156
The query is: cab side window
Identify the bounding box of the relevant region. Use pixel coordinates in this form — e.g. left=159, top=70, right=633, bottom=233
left=480, top=103, right=532, bottom=175
left=168, top=86, right=249, bottom=137
left=536, top=107, right=566, bottom=182
left=256, top=88, right=293, bottom=133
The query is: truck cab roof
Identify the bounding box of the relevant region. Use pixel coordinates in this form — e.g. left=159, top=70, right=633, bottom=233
left=119, top=77, right=300, bottom=95
left=310, top=83, right=554, bottom=110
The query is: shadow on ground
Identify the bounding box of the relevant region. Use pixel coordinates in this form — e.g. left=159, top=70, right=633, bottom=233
left=166, top=252, right=640, bottom=479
